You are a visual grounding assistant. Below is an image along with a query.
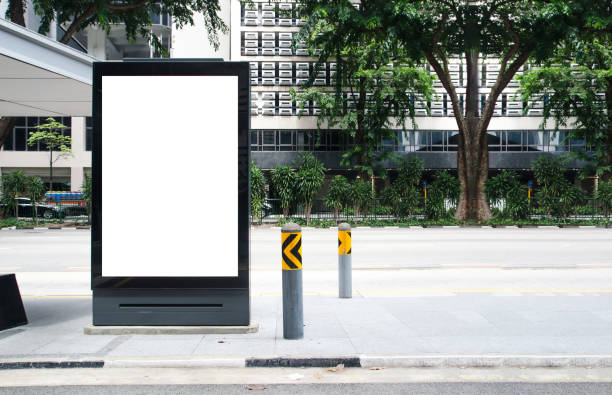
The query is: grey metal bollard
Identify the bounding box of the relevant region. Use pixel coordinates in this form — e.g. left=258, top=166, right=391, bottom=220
left=338, top=222, right=352, bottom=298
left=281, top=223, right=303, bottom=339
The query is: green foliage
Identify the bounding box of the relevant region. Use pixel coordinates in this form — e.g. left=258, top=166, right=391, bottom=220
left=517, top=1, right=611, bottom=179
left=28, top=117, right=72, bottom=191
left=349, top=179, right=374, bottom=217
left=28, top=118, right=71, bottom=155
left=271, top=165, right=296, bottom=218
left=485, top=171, right=529, bottom=220
left=395, top=157, right=424, bottom=190
left=381, top=156, right=424, bottom=217
left=250, top=161, right=266, bottom=223
left=532, top=156, right=585, bottom=217
left=1, top=170, right=27, bottom=217
left=325, top=175, right=350, bottom=221
left=433, top=170, right=460, bottom=204
left=82, top=174, right=92, bottom=218
left=596, top=181, right=612, bottom=216
left=32, top=0, right=228, bottom=56
left=381, top=185, right=403, bottom=217
left=24, top=176, right=46, bottom=225
left=294, top=153, right=325, bottom=224
left=424, top=187, right=446, bottom=220
left=292, top=1, right=435, bottom=180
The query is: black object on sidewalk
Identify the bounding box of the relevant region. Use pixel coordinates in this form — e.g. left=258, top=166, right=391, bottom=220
left=0, top=274, right=28, bottom=331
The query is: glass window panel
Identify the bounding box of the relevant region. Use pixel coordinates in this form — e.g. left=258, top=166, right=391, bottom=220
left=279, top=131, right=292, bottom=145
left=507, top=131, right=522, bottom=146
left=262, top=131, right=275, bottom=145
left=86, top=117, right=93, bottom=128
left=430, top=131, right=443, bottom=145
left=14, top=128, right=26, bottom=151
left=27, top=117, right=38, bottom=127
left=62, top=117, right=71, bottom=127
left=15, top=117, right=25, bottom=127
left=86, top=129, right=93, bottom=151
left=3, top=129, right=14, bottom=150
left=250, top=131, right=258, bottom=146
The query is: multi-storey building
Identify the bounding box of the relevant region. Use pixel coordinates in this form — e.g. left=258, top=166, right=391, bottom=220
left=1, top=0, right=590, bottom=193
left=224, top=0, right=588, bottom=190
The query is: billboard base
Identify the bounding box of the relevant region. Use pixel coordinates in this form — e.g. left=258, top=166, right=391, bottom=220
left=0, top=274, right=28, bottom=331
left=92, top=288, right=249, bottom=326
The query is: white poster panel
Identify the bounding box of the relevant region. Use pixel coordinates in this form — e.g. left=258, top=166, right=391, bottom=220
left=102, top=75, right=238, bottom=277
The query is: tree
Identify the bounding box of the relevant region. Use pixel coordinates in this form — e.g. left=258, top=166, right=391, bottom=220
left=433, top=170, right=460, bottom=206
left=271, top=165, right=296, bottom=219
left=325, top=175, right=350, bottom=222
left=349, top=179, right=373, bottom=218
left=518, top=0, right=611, bottom=180
left=0, top=1, right=228, bottom=151
left=391, top=156, right=424, bottom=217
left=293, top=1, right=434, bottom=181
left=27, top=118, right=72, bottom=191
left=250, top=160, right=266, bottom=224
left=297, top=0, right=587, bottom=220
left=1, top=170, right=27, bottom=219
left=32, top=0, right=227, bottom=55
left=485, top=170, right=528, bottom=219
left=294, top=153, right=325, bottom=225
left=82, top=173, right=92, bottom=223
left=595, top=180, right=612, bottom=217
left=532, top=155, right=585, bottom=217
left=5, top=0, right=26, bottom=26
left=25, top=176, right=46, bottom=225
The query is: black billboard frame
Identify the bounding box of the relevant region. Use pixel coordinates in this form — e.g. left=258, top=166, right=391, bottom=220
left=91, top=61, right=250, bottom=326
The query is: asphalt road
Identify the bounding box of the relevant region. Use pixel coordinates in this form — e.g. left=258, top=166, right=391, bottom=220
left=1, top=227, right=611, bottom=272
left=2, top=367, right=612, bottom=394
left=2, top=383, right=612, bottom=394
left=2, top=227, right=612, bottom=297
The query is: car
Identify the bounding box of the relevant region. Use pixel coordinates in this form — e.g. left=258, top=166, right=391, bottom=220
left=1, top=197, right=58, bottom=219
left=1, top=197, right=87, bottom=219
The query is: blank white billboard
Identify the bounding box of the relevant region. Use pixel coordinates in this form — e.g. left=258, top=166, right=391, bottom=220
left=101, top=75, right=238, bottom=277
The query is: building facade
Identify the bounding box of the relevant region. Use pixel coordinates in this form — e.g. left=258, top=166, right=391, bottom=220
left=1, top=0, right=589, bottom=192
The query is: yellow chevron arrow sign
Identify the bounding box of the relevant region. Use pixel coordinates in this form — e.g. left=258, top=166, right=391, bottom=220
left=338, top=230, right=351, bottom=255
left=281, top=232, right=302, bottom=270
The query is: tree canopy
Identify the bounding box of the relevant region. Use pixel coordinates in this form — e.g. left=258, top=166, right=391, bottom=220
left=32, top=0, right=228, bottom=54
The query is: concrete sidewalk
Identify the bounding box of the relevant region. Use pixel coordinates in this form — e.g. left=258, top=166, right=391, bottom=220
left=2, top=291, right=612, bottom=369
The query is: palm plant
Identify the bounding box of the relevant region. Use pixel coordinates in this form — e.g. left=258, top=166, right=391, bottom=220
left=25, top=176, right=46, bottom=225
left=294, top=153, right=325, bottom=225
left=271, top=165, right=295, bottom=218
left=325, top=175, right=350, bottom=222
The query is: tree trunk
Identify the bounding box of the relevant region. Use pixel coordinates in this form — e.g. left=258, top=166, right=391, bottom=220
left=304, top=203, right=311, bottom=225
left=282, top=206, right=289, bottom=218
left=605, top=77, right=612, bottom=182
left=49, top=150, right=54, bottom=191
left=7, top=0, right=26, bottom=27
left=455, top=48, right=491, bottom=221
left=333, top=208, right=339, bottom=223
left=34, top=203, right=38, bottom=226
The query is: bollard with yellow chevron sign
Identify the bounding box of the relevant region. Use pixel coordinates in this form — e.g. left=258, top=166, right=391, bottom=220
left=281, top=223, right=303, bottom=339
left=281, top=232, right=302, bottom=270
left=338, top=230, right=352, bottom=255
left=338, top=223, right=352, bottom=298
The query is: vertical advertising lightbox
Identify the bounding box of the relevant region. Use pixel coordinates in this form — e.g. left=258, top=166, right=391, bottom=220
left=91, top=61, right=250, bottom=326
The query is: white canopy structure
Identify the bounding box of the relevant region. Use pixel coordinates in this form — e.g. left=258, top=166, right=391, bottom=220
left=0, top=18, right=95, bottom=117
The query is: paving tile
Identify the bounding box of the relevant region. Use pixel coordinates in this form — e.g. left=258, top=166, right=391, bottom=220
left=106, top=335, right=204, bottom=357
